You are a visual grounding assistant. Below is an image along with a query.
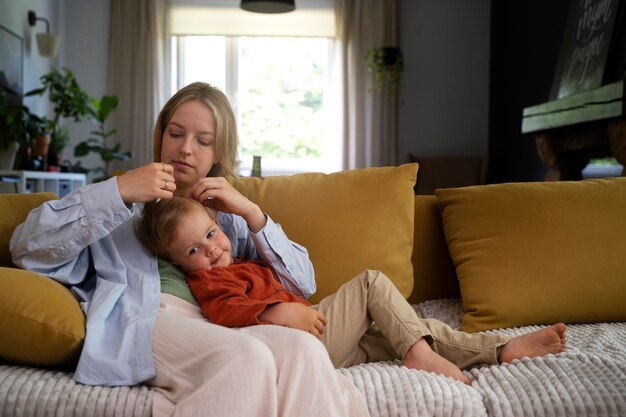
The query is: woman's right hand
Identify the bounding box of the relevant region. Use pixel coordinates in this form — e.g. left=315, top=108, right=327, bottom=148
left=117, top=162, right=177, bottom=203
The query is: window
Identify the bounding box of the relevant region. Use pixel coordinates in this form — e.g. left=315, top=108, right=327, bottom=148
left=168, top=2, right=340, bottom=176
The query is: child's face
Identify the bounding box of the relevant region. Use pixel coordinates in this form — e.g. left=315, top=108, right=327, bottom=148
left=168, top=204, right=233, bottom=272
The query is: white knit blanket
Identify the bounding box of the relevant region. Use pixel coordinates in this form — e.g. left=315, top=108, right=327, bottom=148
left=339, top=299, right=626, bottom=417
left=2, top=299, right=625, bottom=417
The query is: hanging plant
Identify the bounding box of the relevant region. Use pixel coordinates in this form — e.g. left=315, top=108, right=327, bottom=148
left=365, top=46, right=405, bottom=96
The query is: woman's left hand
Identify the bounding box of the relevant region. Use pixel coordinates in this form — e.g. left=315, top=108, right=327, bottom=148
left=191, top=177, right=266, bottom=233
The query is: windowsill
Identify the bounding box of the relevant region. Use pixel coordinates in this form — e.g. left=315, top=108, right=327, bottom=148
left=582, top=164, right=623, bottom=179
left=238, top=157, right=342, bottom=177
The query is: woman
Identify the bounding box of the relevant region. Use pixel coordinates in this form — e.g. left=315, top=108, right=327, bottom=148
left=10, top=82, right=369, bottom=417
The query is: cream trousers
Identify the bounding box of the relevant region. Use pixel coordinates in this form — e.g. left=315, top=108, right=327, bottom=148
left=147, top=293, right=370, bottom=417
left=318, top=270, right=511, bottom=369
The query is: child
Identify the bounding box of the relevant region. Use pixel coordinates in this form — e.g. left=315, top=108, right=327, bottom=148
left=138, top=196, right=566, bottom=385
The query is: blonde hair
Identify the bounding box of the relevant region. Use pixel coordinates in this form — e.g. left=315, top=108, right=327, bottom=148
left=137, top=196, right=208, bottom=261
left=152, top=82, right=238, bottom=180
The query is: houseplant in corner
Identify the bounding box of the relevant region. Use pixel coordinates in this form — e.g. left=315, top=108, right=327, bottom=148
left=365, top=46, right=405, bottom=96
left=38, top=67, right=90, bottom=169
left=74, top=94, right=132, bottom=182
left=0, top=87, right=49, bottom=169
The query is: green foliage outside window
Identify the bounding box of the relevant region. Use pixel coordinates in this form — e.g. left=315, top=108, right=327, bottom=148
left=237, top=37, right=326, bottom=160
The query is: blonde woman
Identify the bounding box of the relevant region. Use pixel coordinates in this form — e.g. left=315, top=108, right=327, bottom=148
left=11, top=82, right=369, bottom=417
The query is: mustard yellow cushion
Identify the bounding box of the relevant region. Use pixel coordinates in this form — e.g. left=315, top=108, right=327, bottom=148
left=0, top=267, right=85, bottom=367
left=232, top=164, right=418, bottom=303
left=436, top=177, right=626, bottom=332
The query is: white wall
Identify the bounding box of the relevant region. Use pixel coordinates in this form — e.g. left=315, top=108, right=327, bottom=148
left=62, top=0, right=110, bottom=178
left=397, top=0, right=491, bottom=163
left=0, top=0, right=109, bottom=181
left=1, top=0, right=60, bottom=117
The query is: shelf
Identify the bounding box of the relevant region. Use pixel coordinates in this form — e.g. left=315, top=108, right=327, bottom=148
left=0, top=170, right=86, bottom=197
left=521, top=80, right=625, bottom=134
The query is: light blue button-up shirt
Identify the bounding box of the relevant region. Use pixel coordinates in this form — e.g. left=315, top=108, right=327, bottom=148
left=10, top=177, right=315, bottom=386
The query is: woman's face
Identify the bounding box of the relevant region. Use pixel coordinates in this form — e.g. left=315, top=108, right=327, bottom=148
left=160, top=99, right=217, bottom=195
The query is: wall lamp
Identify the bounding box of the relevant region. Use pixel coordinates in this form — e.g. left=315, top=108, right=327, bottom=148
left=27, top=10, right=60, bottom=58
left=240, top=0, right=295, bottom=14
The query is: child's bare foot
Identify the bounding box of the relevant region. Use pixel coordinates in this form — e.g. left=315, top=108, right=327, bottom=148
left=404, top=338, right=470, bottom=385
left=498, top=323, right=566, bottom=363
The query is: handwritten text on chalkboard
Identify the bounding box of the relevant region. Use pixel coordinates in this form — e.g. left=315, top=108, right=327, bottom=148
left=552, top=0, right=619, bottom=99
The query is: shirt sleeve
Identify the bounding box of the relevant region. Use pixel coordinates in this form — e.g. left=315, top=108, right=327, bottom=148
left=10, top=177, right=134, bottom=284
left=217, top=213, right=316, bottom=299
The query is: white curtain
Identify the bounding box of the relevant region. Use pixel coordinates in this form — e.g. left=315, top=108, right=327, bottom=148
left=335, top=0, right=399, bottom=169
left=107, top=0, right=167, bottom=170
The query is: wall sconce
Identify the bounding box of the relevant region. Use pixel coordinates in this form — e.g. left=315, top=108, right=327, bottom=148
left=27, top=10, right=60, bottom=58
left=240, top=0, right=295, bottom=14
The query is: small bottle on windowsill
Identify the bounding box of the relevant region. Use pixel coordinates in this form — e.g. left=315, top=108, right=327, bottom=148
left=251, top=155, right=262, bottom=177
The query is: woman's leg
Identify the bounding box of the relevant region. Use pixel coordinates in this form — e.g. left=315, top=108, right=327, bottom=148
left=241, top=325, right=370, bottom=417
left=147, top=294, right=279, bottom=417
left=148, top=294, right=369, bottom=417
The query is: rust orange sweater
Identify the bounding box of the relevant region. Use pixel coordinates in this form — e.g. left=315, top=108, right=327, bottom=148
left=186, top=259, right=312, bottom=327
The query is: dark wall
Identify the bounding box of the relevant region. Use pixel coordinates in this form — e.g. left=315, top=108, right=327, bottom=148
left=487, top=1, right=570, bottom=183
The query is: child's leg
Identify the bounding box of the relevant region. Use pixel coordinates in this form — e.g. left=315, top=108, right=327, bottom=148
left=317, top=269, right=431, bottom=368
left=412, top=318, right=566, bottom=368
left=339, top=271, right=509, bottom=368
left=416, top=317, right=510, bottom=368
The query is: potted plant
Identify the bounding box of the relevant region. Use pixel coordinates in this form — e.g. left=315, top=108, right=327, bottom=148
left=37, top=67, right=90, bottom=168
left=0, top=87, right=49, bottom=169
left=74, top=95, right=132, bottom=182
left=364, top=46, right=405, bottom=96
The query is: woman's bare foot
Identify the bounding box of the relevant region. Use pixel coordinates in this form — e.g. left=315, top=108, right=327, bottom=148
left=404, top=338, right=470, bottom=385
left=498, top=323, right=566, bottom=363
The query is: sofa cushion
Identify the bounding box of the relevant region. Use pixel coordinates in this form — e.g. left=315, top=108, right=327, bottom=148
left=231, top=164, right=418, bottom=303
left=0, top=267, right=85, bottom=367
left=436, top=177, right=626, bottom=332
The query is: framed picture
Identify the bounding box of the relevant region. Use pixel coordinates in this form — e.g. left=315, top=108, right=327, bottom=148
left=550, top=0, right=621, bottom=100
left=0, top=24, right=24, bottom=105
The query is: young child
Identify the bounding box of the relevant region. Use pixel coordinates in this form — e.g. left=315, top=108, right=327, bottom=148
left=138, top=196, right=566, bottom=385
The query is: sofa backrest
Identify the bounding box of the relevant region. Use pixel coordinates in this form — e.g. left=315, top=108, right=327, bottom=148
left=0, top=192, right=58, bottom=268
left=0, top=170, right=462, bottom=305
left=410, top=195, right=460, bottom=304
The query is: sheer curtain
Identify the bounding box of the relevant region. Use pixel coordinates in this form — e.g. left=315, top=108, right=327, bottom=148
left=108, top=0, right=167, bottom=170
left=335, top=0, right=399, bottom=169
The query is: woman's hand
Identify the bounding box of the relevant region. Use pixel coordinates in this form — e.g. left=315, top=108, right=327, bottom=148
left=190, top=177, right=266, bottom=232
left=259, top=303, right=327, bottom=339
left=117, top=162, right=177, bottom=204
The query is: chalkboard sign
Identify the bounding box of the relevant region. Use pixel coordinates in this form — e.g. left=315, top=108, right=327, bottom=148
left=550, top=0, right=621, bottom=99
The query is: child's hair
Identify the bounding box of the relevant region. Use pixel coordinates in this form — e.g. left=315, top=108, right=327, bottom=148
left=138, top=196, right=208, bottom=261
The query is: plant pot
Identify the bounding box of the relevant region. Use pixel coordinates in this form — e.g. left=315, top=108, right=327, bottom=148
left=0, top=142, right=20, bottom=170
left=382, top=47, right=401, bottom=66
left=33, top=135, right=51, bottom=159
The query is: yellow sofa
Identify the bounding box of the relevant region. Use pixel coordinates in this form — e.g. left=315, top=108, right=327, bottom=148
left=0, top=163, right=455, bottom=369
left=1, top=164, right=625, bottom=417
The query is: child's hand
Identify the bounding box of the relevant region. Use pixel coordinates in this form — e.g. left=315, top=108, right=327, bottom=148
left=260, top=303, right=327, bottom=338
